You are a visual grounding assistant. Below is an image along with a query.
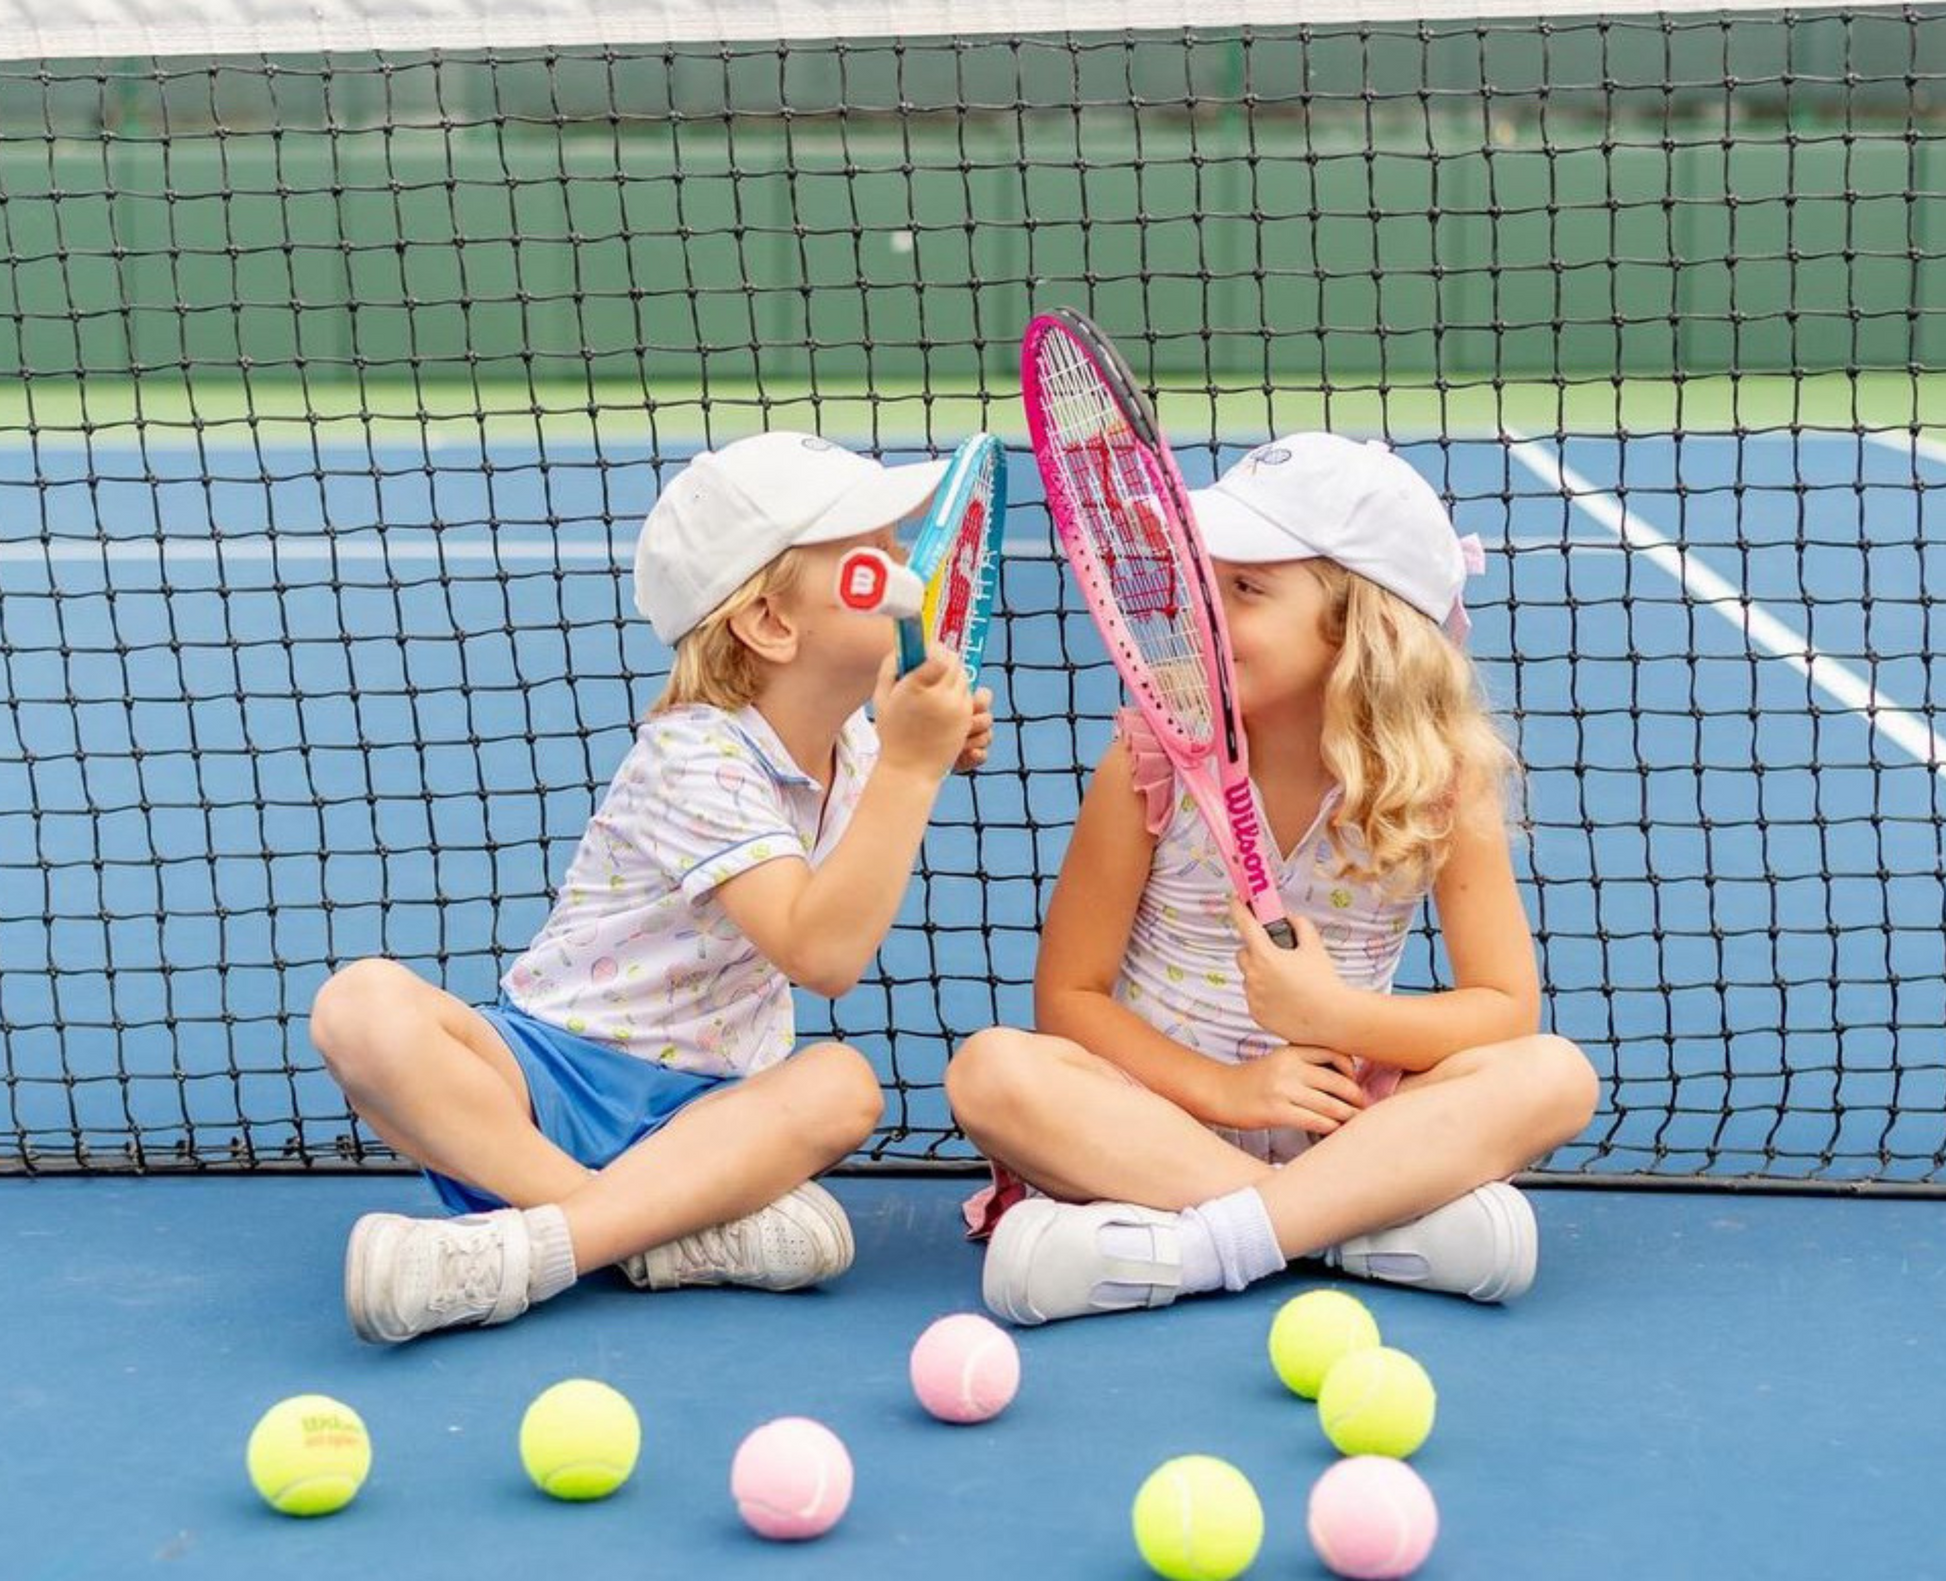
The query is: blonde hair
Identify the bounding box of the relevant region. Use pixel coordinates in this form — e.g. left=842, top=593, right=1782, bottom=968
left=649, top=548, right=811, bottom=714
left=1307, top=561, right=1519, bottom=893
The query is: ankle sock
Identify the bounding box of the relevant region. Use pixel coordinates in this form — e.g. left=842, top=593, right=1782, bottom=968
left=1182, top=1187, right=1286, bottom=1293
left=522, top=1204, right=579, bottom=1304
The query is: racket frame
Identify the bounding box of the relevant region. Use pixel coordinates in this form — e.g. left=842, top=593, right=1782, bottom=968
left=898, top=432, right=1008, bottom=680
left=1023, top=307, right=1294, bottom=947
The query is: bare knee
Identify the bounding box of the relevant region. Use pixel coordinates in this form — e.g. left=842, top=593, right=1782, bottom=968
left=309, top=958, right=429, bottom=1090
left=945, top=1027, right=1058, bottom=1130
left=789, top=1043, right=885, bottom=1158
left=1492, top=1034, right=1600, bottom=1151
left=1530, top=1035, right=1602, bottom=1141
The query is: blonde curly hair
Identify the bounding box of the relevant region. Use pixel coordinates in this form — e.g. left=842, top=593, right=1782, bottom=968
left=1306, top=560, right=1518, bottom=893
left=649, top=547, right=811, bottom=715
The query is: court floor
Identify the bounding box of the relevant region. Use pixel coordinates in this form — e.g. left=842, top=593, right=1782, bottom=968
left=5, top=1174, right=1944, bottom=1580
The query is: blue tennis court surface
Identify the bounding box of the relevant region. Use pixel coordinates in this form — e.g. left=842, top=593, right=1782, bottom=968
left=3, top=429, right=1942, bottom=1178
left=5, top=1174, right=1945, bottom=1579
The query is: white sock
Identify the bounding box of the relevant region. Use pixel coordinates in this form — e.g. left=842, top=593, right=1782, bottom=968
left=522, top=1205, right=579, bottom=1303
left=1183, top=1187, right=1285, bottom=1293
left=1173, top=1210, right=1225, bottom=1295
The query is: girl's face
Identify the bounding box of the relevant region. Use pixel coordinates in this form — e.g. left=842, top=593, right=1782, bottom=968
left=1213, top=556, right=1337, bottom=716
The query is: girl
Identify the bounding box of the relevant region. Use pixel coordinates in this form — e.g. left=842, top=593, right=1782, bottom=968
left=947, top=432, right=1598, bottom=1324
left=311, top=431, right=992, bottom=1343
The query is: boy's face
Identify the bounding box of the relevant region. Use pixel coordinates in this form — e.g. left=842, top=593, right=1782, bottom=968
left=784, top=521, right=912, bottom=682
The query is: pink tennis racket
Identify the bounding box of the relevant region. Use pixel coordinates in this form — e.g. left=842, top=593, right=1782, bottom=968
left=1022, top=307, right=1295, bottom=948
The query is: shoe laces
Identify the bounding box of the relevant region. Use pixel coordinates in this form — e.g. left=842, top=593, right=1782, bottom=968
left=671, top=1218, right=750, bottom=1281
left=426, top=1221, right=505, bottom=1317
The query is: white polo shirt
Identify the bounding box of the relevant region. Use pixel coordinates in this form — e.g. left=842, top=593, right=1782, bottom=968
left=502, top=702, right=878, bottom=1077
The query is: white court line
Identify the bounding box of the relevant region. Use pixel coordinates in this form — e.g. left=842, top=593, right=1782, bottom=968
left=0, top=538, right=625, bottom=565
left=1863, top=428, right=1946, bottom=472
left=0, top=533, right=1065, bottom=565
left=1507, top=435, right=1946, bottom=779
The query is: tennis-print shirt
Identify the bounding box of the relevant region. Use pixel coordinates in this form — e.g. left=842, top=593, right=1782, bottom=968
left=502, top=702, right=877, bottom=1078
left=1112, top=709, right=1427, bottom=1163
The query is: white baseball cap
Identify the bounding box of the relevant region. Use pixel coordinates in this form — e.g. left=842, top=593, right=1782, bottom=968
left=634, top=431, right=950, bottom=642
left=1190, top=433, right=1485, bottom=642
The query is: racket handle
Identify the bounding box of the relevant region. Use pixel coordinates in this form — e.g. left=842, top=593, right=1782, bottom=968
left=896, top=617, right=929, bottom=676
left=835, top=547, right=925, bottom=620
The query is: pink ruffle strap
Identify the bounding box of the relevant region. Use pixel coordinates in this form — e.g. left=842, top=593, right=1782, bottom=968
left=1116, top=707, right=1177, bottom=837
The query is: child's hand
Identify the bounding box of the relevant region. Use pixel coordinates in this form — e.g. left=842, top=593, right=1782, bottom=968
left=954, top=687, right=995, bottom=773
left=1228, top=896, right=1352, bottom=1048
left=874, top=648, right=974, bottom=783
left=1209, top=1043, right=1367, bottom=1134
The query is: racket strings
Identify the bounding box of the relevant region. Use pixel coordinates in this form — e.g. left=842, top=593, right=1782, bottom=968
left=932, top=484, right=993, bottom=652
left=1032, top=329, right=1215, bottom=739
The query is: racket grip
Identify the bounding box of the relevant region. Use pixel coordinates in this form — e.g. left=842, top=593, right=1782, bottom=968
left=835, top=547, right=925, bottom=620
left=896, top=617, right=929, bottom=675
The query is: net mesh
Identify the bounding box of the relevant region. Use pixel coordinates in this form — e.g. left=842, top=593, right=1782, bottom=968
left=1, top=6, right=1943, bottom=1186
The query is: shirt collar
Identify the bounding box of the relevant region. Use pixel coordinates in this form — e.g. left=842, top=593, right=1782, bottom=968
left=730, top=704, right=869, bottom=791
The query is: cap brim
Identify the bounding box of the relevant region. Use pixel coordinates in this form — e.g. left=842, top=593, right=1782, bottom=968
left=1189, top=485, right=1318, bottom=564
left=799, top=457, right=952, bottom=544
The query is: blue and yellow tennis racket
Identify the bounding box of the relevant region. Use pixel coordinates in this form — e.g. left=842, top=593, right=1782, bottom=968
left=836, top=433, right=1006, bottom=680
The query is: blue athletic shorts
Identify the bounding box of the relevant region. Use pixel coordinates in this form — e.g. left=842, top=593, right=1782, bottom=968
left=424, top=999, right=733, bottom=1214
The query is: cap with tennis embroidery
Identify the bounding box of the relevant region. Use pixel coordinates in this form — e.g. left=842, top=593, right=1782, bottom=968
left=1189, top=432, right=1486, bottom=643
left=634, top=431, right=950, bottom=643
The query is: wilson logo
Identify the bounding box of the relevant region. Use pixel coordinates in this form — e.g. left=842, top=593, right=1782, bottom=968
left=1224, top=781, right=1271, bottom=897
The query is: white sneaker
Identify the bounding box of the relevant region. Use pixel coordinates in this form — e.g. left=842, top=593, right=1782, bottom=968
left=982, top=1197, right=1183, bottom=1326
left=344, top=1208, right=532, bottom=1344
left=619, top=1181, right=854, bottom=1292
left=1325, top=1182, right=1538, bottom=1303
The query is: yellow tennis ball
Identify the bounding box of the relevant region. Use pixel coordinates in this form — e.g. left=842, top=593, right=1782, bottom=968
left=245, top=1394, right=371, bottom=1517
left=519, top=1379, right=641, bottom=1501
left=1131, top=1455, right=1265, bottom=1581
left=1318, top=1346, right=1437, bottom=1459
left=1268, top=1289, right=1382, bottom=1399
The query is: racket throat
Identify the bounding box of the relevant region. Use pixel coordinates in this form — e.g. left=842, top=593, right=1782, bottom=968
left=1224, top=780, right=1275, bottom=899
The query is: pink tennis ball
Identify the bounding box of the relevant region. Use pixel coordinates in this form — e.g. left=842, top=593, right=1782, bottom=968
left=909, top=1313, right=1021, bottom=1424
left=1307, top=1456, right=1439, bottom=1580
left=730, top=1417, right=853, bottom=1540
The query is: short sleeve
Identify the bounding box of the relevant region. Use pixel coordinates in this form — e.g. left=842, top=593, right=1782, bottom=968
left=613, top=714, right=805, bottom=903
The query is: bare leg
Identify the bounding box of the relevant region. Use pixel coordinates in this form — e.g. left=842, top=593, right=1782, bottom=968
left=1255, top=1036, right=1600, bottom=1258
left=948, top=1027, right=1597, bottom=1256
left=311, top=958, right=589, bottom=1203
left=550, top=1043, right=881, bottom=1270
left=953, top=1026, right=1599, bottom=1321
left=312, top=958, right=883, bottom=1271
left=947, top=1029, right=1274, bottom=1208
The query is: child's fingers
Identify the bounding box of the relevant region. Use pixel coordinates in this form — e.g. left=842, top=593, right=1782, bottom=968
left=1226, top=893, right=1274, bottom=949
left=872, top=650, right=901, bottom=705
left=1289, top=915, right=1324, bottom=951
left=1296, top=1090, right=1362, bottom=1126
left=910, top=646, right=975, bottom=700
left=902, top=650, right=952, bottom=687
left=1306, top=1067, right=1369, bottom=1107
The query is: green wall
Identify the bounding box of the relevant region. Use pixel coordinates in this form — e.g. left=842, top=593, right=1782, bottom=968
left=1, top=14, right=1939, bottom=390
